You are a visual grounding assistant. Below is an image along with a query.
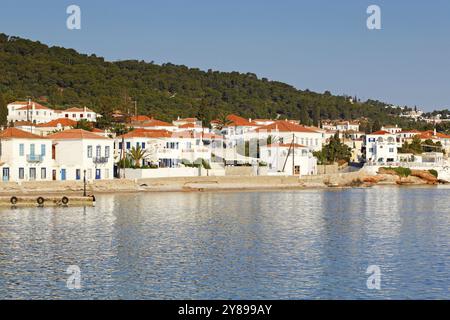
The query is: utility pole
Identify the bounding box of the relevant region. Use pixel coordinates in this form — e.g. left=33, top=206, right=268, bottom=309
left=83, top=169, right=87, bottom=196
left=292, top=133, right=295, bottom=176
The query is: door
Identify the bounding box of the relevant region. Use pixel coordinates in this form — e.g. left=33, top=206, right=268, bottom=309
left=61, top=169, right=66, bottom=181
left=2, top=168, right=9, bottom=182
left=29, top=168, right=36, bottom=180
left=95, top=169, right=101, bottom=180
left=52, top=170, right=57, bottom=181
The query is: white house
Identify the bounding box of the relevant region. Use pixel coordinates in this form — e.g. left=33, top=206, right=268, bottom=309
left=251, top=120, right=325, bottom=152
left=381, top=125, right=402, bottom=135
left=259, top=143, right=318, bottom=176
left=47, top=129, right=114, bottom=181
left=117, top=129, right=212, bottom=168
left=365, top=130, right=398, bottom=164
left=58, top=107, right=98, bottom=122
left=0, top=128, right=54, bottom=182
left=7, top=101, right=99, bottom=124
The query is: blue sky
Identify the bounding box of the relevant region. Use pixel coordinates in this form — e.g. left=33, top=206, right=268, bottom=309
left=1, top=0, right=449, bottom=111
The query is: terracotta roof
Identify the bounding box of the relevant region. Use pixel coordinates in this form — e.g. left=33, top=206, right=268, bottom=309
left=16, top=102, right=52, bottom=111
left=91, top=128, right=105, bottom=133
left=0, top=127, right=45, bottom=139
left=418, top=130, right=450, bottom=140
left=369, top=130, right=391, bottom=135
left=178, top=123, right=200, bottom=129
left=119, top=129, right=172, bottom=139
left=255, top=121, right=319, bottom=133
left=47, top=129, right=109, bottom=140
left=64, top=107, right=94, bottom=113
left=36, top=118, right=78, bottom=127
left=226, top=114, right=258, bottom=127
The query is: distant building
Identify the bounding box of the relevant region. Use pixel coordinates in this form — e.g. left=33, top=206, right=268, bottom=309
left=7, top=101, right=99, bottom=124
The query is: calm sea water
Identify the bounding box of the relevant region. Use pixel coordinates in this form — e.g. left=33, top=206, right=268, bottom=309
left=0, top=187, right=449, bottom=300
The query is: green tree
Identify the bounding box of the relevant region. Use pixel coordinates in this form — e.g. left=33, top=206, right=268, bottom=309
left=0, top=92, right=7, bottom=126
left=73, top=119, right=93, bottom=131
left=214, top=112, right=232, bottom=130
left=313, top=133, right=352, bottom=164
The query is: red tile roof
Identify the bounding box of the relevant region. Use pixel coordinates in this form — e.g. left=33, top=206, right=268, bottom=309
left=369, top=130, right=391, bottom=135
left=16, top=102, right=52, bottom=111
left=119, top=129, right=172, bottom=139
left=36, top=118, right=78, bottom=127
left=47, top=129, right=108, bottom=140
left=226, top=114, right=256, bottom=127
left=255, top=121, right=319, bottom=133
left=0, top=127, right=45, bottom=139
left=64, top=107, right=94, bottom=113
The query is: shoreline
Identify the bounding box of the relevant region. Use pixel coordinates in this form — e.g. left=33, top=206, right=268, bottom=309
left=0, top=171, right=447, bottom=197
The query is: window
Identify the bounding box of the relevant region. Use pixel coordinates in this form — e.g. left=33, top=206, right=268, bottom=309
left=72, top=114, right=76, bottom=118
left=368, top=138, right=375, bottom=142
left=65, top=114, right=69, bottom=118
left=87, top=145, right=93, bottom=158
left=96, top=145, right=101, bottom=157
left=41, top=144, right=46, bottom=156
left=119, top=142, right=123, bottom=149
left=30, top=144, right=35, bottom=156
left=268, top=150, right=271, bottom=157
left=389, top=148, right=394, bottom=153
left=126, top=142, right=131, bottom=149
left=41, top=168, right=46, bottom=180
left=76, top=169, right=81, bottom=180
left=141, top=142, right=146, bottom=149
left=105, top=146, right=110, bottom=158
left=19, top=144, right=25, bottom=156
left=87, top=114, right=91, bottom=118
left=369, top=148, right=374, bottom=153
left=19, top=168, right=24, bottom=180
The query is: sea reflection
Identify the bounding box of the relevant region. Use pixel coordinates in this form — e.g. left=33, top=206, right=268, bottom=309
left=0, top=187, right=449, bottom=299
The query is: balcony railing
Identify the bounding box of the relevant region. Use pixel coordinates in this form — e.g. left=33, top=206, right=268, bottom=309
left=93, top=156, right=109, bottom=164
left=27, top=154, right=43, bottom=162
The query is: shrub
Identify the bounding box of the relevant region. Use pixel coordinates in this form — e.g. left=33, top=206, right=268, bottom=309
left=381, top=166, right=411, bottom=177
left=428, top=169, right=438, bottom=178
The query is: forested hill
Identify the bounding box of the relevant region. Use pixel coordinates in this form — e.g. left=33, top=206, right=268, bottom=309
left=0, top=33, right=408, bottom=126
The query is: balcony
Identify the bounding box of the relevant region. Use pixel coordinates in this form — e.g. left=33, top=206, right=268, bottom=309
left=93, top=157, right=109, bottom=164
left=27, top=154, right=44, bottom=162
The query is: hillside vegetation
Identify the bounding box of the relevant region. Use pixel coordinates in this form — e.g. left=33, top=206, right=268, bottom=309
left=0, top=33, right=415, bottom=128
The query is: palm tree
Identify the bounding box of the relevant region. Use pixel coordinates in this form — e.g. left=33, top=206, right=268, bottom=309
left=111, top=124, right=130, bottom=178
left=215, top=113, right=232, bottom=131
left=128, top=145, right=148, bottom=168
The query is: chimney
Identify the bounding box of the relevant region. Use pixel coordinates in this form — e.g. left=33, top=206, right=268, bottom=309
left=84, top=106, right=87, bottom=112
left=249, top=118, right=252, bottom=123
left=434, top=128, right=437, bottom=136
